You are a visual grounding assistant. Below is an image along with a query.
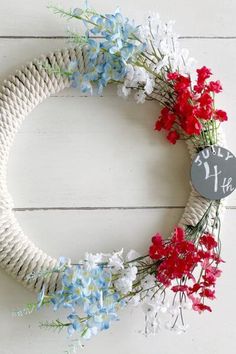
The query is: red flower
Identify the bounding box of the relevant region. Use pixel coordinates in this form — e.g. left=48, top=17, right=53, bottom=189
left=182, top=115, right=202, bottom=135
left=193, top=66, right=212, bottom=94
left=193, top=302, right=212, bottom=313
left=206, top=266, right=222, bottom=278
left=199, top=288, right=215, bottom=300
left=197, top=66, right=212, bottom=84
left=150, top=227, right=201, bottom=284
left=200, top=233, right=218, bottom=250
left=174, top=76, right=191, bottom=92
left=207, top=80, right=222, bottom=93
left=175, top=91, right=194, bottom=116
left=167, top=72, right=179, bottom=81
left=154, top=120, right=163, bottom=131
left=171, top=285, right=189, bottom=293
left=202, top=265, right=222, bottom=287
left=196, top=106, right=212, bottom=120
left=214, top=109, right=228, bottom=122
left=154, top=67, right=228, bottom=145
left=148, top=226, right=223, bottom=315
left=189, top=283, right=201, bottom=293
left=203, top=273, right=217, bottom=287
left=155, top=108, right=177, bottom=132
left=194, top=83, right=204, bottom=93
left=151, top=233, right=164, bottom=248
left=166, top=130, right=180, bottom=144
left=149, top=233, right=166, bottom=260
left=198, top=93, right=213, bottom=107
left=160, top=107, right=170, bottom=118
left=212, top=254, right=224, bottom=264
left=197, top=249, right=211, bottom=260
left=171, top=227, right=185, bottom=242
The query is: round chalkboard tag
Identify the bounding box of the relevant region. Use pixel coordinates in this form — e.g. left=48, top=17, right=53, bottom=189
left=191, top=146, right=236, bottom=200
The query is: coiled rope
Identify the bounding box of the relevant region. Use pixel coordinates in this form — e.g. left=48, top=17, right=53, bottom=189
left=0, top=46, right=225, bottom=293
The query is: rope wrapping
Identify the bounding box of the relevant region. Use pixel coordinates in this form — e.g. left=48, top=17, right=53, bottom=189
left=0, top=47, right=226, bottom=293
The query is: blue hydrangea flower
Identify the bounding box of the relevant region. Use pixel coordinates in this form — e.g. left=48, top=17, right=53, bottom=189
left=90, top=16, right=105, bottom=35
left=71, top=72, right=93, bottom=94
left=36, top=262, right=127, bottom=340
left=87, top=39, right=100, bottom=61
left=67, top=7, right=143, bottom=95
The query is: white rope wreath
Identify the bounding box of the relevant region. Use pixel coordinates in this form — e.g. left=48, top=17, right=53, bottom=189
left=0, top=46, right=226, bottom=294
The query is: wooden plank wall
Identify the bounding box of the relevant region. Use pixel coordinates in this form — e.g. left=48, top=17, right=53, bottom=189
left=0, top=1, right=235, bottom=353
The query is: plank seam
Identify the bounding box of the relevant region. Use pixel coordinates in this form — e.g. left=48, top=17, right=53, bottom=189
left=12, top=206, right=236, bottom=211
left=0, top=35, right=236, bottom=39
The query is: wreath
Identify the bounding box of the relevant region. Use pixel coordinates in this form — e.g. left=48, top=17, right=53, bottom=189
left=0, top=4, right=235, bottom=349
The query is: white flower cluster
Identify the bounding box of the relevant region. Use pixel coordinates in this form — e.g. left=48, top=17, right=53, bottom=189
left=139, top=13, right=196, bottom=74
left=122, top=270, right=192, bottom=335
left=141, top=290, right=191, bottom=335
left=118, top=13, right=196, bottom=104
left=84, top=249, right=139, bottom=295
left=117, top=64, right=155, bottom=103
left=114, top=265, right=138, bottom=294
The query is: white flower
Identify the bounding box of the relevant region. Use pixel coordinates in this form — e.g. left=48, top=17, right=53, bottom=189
left=165, top=320, right=173, bottom=330
left=135, top=67, right=148, bottom=83
left=142, top=294, right=164, bottom=315
left=114, top=265, right=137, bottom=294
left=134, top=90, right=146, bottom=103
left=117, top=84, right=131, bottom=98
left=126, top=64, right=135, bottom=81
left=159, top=38, right=171, bottom=56
left=141, top=274, right=156, bottom=290
left=125, top=265, right=138, bottom=281
left=142, top=302, right=157, bottom=317
left=145, top=317, right=161, bottom=335
left=141, top=294, right=171, bottom=331
left=182, top=57, right=197, bottom=75
left=169, top=304, right=180, bottom=316
left=126, top=249, right=140, bottom=262
left=142, top=298, right=162, bottom=335
left=140, top=285, right=190, bottom=335
left=138, top=13, right=195, bottom=75
left=168, top=299, right=192, bottom=315
left=108, top=249, right=124, bottom=272
left=84, top=252, right=103, bottom=270
left=159, top=301, right=170, bottom=314
left=144, top=76, right=155, bottom=95
left=114, top=277, right=133, bottom=294
left=155, top=55, right=169, bottom=73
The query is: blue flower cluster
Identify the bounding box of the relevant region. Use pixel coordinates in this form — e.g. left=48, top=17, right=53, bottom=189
left=69, top=8, right=144, bottom=94
left=38, top=262, right=126, bottom=340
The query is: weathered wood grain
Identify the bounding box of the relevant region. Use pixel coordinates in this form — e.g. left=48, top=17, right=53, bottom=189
left=0, top=0, right=235, bottom=37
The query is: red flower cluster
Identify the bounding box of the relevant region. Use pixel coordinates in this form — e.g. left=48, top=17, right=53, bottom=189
left=149, top=227, right=223, bottom=313
left=154, top=66, right=228, bottom=144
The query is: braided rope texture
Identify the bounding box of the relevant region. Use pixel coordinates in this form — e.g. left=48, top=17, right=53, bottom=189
left=0, top=46, right=226, bottom=293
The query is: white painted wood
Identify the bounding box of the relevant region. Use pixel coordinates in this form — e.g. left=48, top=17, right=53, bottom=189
left=7, top=96, right=190, bottom=208
left=0, top=0, right=235, bottom=37
left=0, top=1, right=236, bottom=353
left=13, top=209, right=184, bottom=258
left=0, top=208, right=235, bottom=354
